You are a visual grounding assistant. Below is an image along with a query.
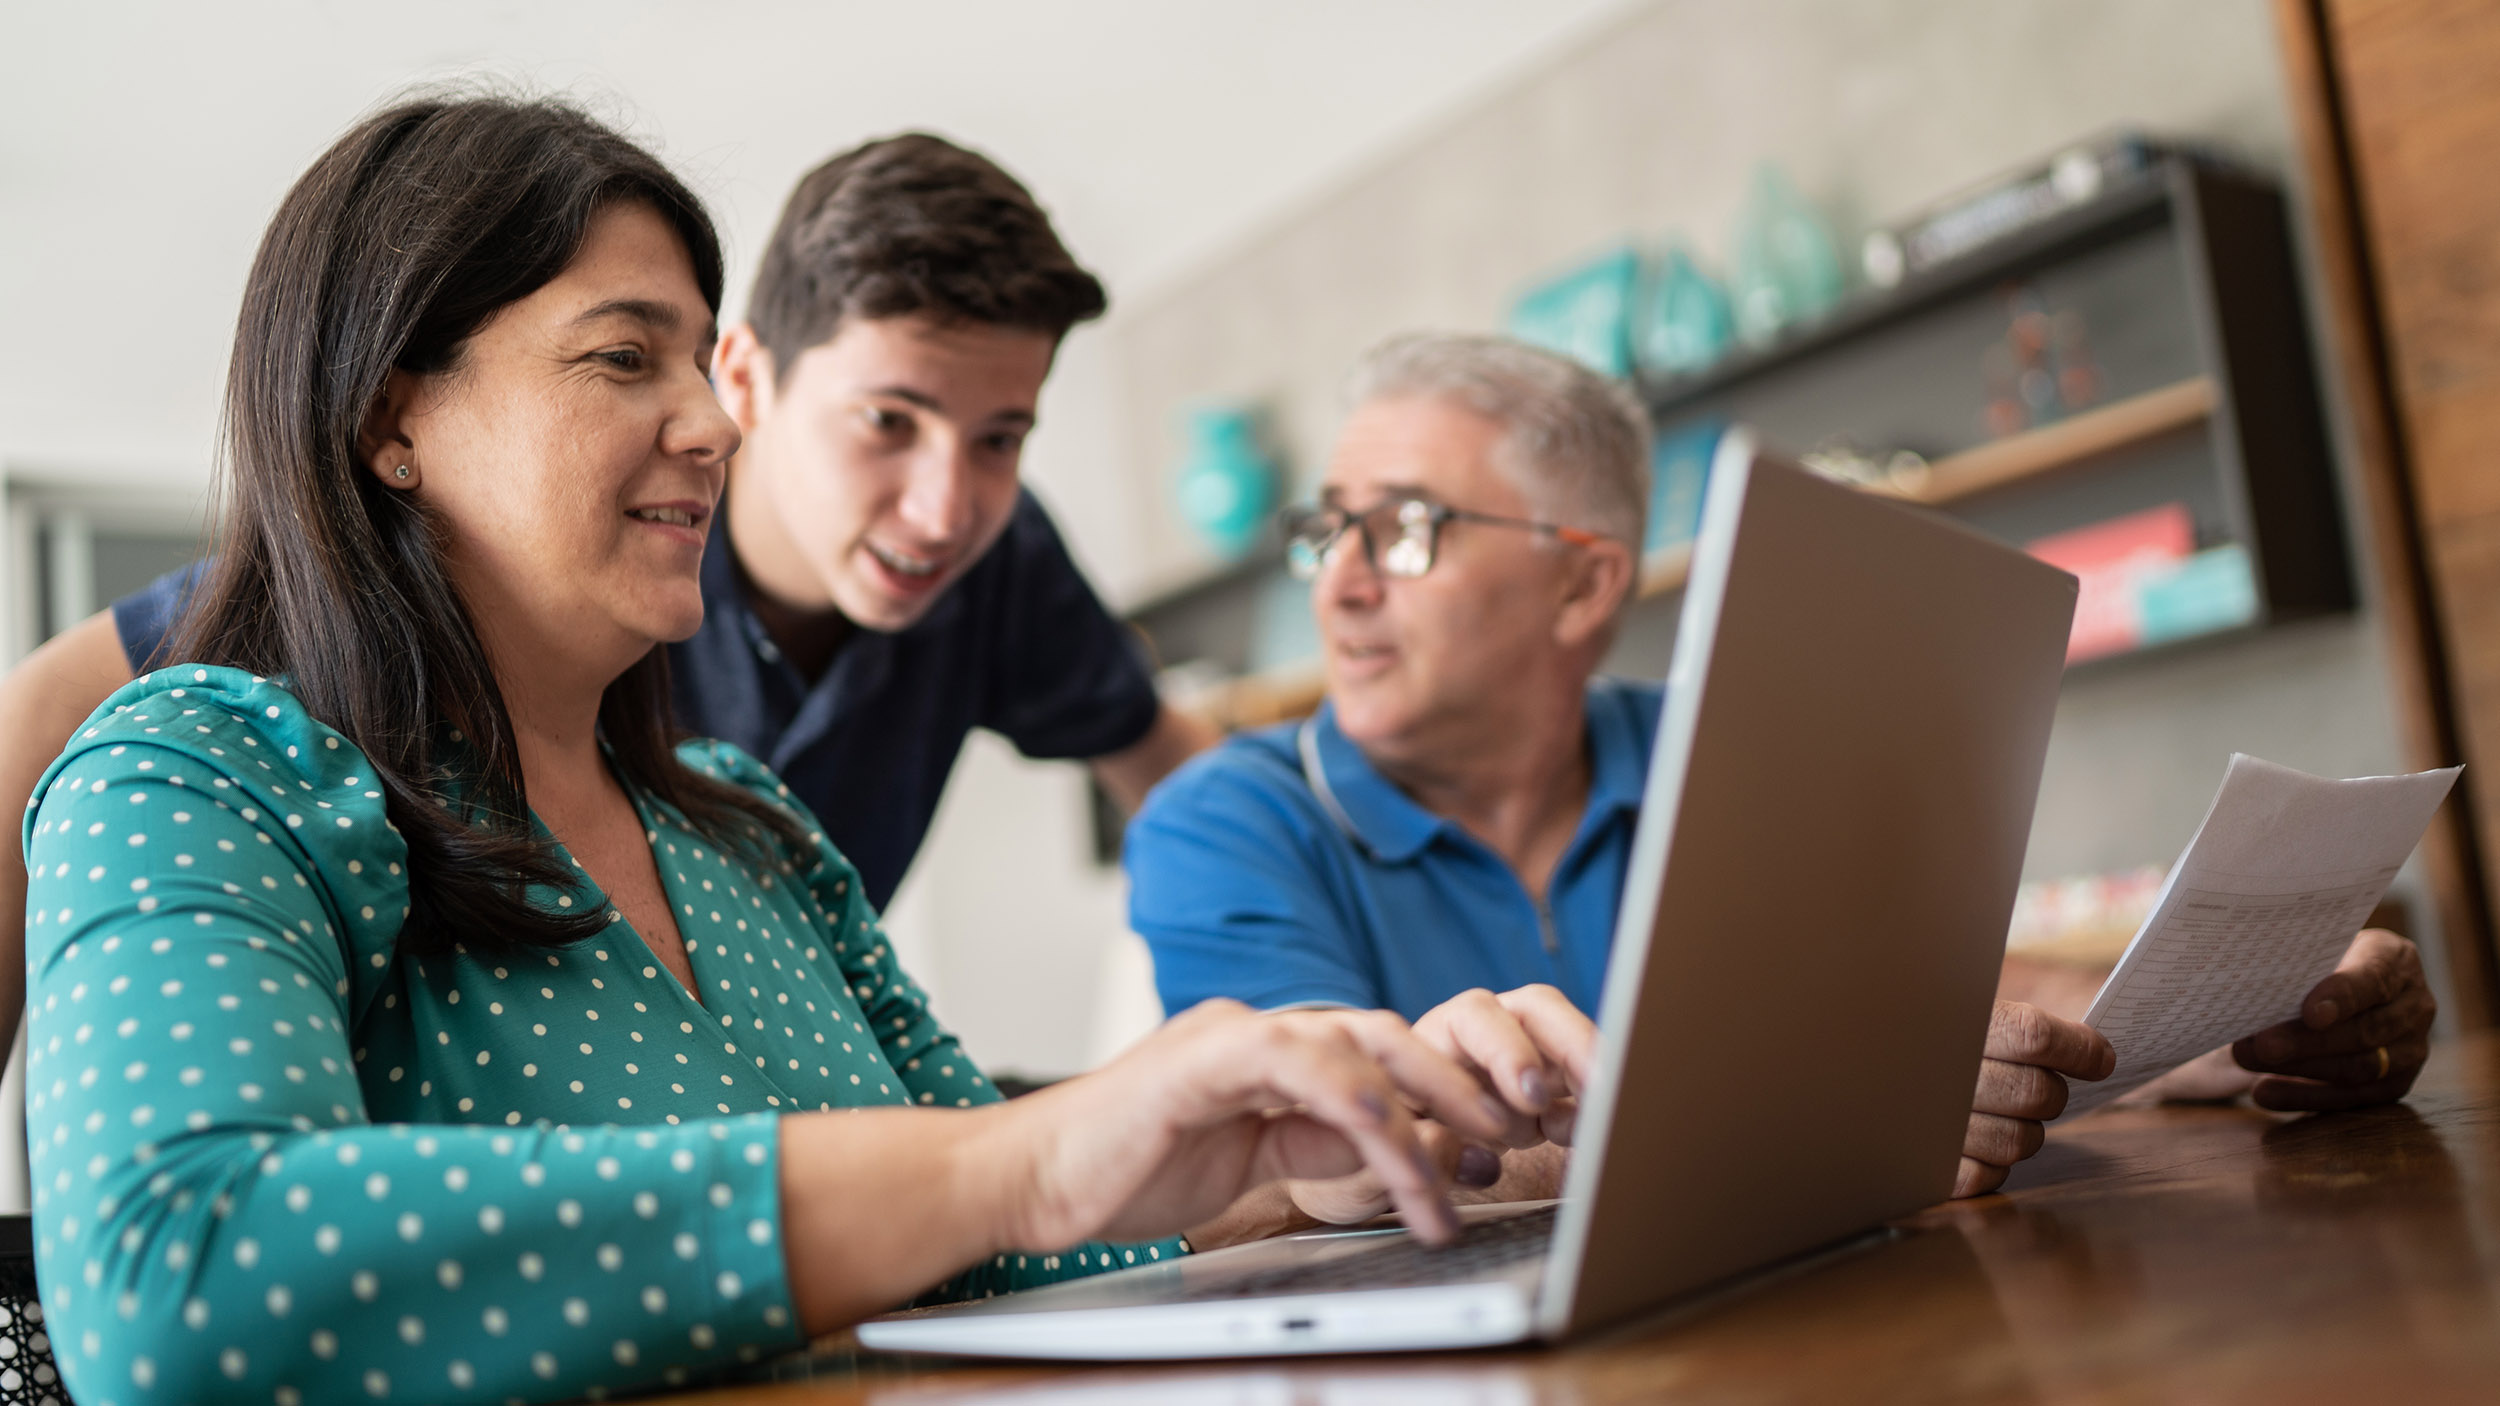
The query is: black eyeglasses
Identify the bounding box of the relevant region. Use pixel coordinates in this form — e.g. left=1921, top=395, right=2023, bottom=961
left=1280, top=496, right=1605, bottom=581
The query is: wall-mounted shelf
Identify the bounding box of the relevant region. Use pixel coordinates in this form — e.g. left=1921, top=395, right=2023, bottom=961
left=1136, top=156, right=2349, bottom=733
left=1866, top=375, right=2217, bottom=510
left=1632, top=373, right=2220, bottom=602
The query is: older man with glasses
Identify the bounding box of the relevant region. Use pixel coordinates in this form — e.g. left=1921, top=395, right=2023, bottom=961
left=1126, top=331, right=2440, bottom=1200
left=1138, top=334, right=1651, bottom=1023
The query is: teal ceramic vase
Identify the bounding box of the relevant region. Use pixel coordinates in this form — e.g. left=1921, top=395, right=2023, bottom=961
left=1635, top=242, right=1734, bottom=378
left=1729, top=163, right=1845, bottom=348
left=1506, top=245, right=1642, bottom=378
left=1175, top=406, right=1277, bottom=561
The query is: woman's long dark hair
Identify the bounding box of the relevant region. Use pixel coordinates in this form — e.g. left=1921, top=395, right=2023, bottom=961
left=170, top=93, right=804, bottom=957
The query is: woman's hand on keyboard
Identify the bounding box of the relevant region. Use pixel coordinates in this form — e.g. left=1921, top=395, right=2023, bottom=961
left=976, top=999, right=1516, bottom=1250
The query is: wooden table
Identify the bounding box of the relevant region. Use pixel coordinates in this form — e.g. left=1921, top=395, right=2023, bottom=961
left=687, top=1030, right=2500, bottom=1403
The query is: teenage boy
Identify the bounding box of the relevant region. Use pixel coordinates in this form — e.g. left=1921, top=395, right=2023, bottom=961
left=0, top=133, right=1211, bottom=1052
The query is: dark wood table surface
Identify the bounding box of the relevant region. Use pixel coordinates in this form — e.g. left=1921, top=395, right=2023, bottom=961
left=685, top=1028, right=2500, bottom=1403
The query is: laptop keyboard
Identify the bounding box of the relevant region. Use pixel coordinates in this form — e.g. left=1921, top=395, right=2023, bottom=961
left=1182, top=1204, right=1558, bottom=1300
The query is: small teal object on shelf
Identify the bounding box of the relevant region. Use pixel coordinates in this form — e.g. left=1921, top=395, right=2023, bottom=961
left=1729, top=162, right=1846, bottom=348
left=1635, top=243, right=1734, bottom=378
left=1507, top=245, right=1641, bottom=379
left=1174, top=405, right=1278, bottom=561
left=2137, top=543, right=2260, bottom=646
left=1647, top=418, right=1724, bottom=556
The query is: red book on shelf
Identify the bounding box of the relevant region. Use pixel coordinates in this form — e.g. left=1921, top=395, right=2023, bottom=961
left=2027, top=502, right=2194, bottom=663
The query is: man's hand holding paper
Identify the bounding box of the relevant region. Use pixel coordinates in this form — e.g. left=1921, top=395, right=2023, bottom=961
left=2058, top=754, right=2457, bottom=1117
left=1957, top=754, right=2454, bottom=1197
left=1956, top=999, right=2117, bottom=1197
left=2231, top=927, right=2436, bottom=1111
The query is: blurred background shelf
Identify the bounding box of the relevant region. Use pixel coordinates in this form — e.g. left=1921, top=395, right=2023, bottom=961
left=1630, top=373, right=2219, bottom=602
left=1868, top=375, right=2217, bottom=510
left=1608, top=156, right=2349, bottom=684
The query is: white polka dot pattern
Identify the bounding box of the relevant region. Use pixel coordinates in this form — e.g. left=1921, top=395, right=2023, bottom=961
left=20, top=667, right=1172, bottom=1404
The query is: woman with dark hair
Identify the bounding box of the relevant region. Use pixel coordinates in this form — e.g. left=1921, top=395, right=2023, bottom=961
left=18, top=96, right=1581, bottom=1403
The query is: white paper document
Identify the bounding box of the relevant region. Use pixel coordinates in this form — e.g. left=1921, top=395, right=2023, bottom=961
left=2062, top=753, right=2459, bottom=1117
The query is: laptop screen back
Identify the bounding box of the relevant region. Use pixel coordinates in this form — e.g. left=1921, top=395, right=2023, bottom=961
left=1539, top=435, right=2077, bottom=1336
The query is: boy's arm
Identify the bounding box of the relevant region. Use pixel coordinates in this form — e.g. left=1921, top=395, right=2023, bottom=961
left=0, top=610, right=136, bottom=1057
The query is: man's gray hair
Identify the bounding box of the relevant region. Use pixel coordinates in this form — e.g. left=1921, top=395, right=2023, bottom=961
left=1347, top=332, right=1651, bottom=549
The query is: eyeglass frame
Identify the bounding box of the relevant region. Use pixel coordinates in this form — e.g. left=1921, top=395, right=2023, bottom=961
left=1278, top=494, right=1609, bottom=581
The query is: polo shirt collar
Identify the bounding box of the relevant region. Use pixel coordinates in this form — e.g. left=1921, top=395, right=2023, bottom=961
left=1581, top=680, right=1650, bottom=826
left=701, top=494, right=741, bottom=603
left=1303, top=683, right=1647, bottom=865
left=701, top=500, right=787, bottom=668
left=1302, top=703, right=1450, bottom=864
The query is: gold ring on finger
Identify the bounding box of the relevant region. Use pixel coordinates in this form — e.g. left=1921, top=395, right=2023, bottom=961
left=2374, top=1045, right=2390, bottom=1079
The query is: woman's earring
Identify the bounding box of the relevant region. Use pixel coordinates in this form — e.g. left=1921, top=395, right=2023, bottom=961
left=393, top=465, right=411, bottom=482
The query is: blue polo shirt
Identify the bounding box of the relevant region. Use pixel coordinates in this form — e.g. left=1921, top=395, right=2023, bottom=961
left=1127, top=677, right=1662, bottom=1021
left=108, top=487, right=1160, bottom=912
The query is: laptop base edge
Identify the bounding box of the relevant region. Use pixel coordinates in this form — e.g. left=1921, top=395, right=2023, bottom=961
left=854, top=1281, right=1537, bottom=1361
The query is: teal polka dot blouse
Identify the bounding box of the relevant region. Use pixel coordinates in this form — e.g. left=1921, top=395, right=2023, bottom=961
left=21, top=666, right=1178, bottom=1404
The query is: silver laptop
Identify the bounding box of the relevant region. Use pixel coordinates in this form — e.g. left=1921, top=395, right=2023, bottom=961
left=858, top=431, right=2078, bottom=1360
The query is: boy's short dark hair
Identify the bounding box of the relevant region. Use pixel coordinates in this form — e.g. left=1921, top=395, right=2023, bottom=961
left=745, top=133, right=1107, bottom=378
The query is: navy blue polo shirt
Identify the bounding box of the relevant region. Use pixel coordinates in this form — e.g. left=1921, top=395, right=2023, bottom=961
left=1125, top=677, right=1662, bottom=1021
left=109, top=487, right=1161, bottom=912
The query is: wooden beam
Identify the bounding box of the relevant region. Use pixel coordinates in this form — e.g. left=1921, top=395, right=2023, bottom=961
left=2269, top=0, right=2497, bottom=1026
